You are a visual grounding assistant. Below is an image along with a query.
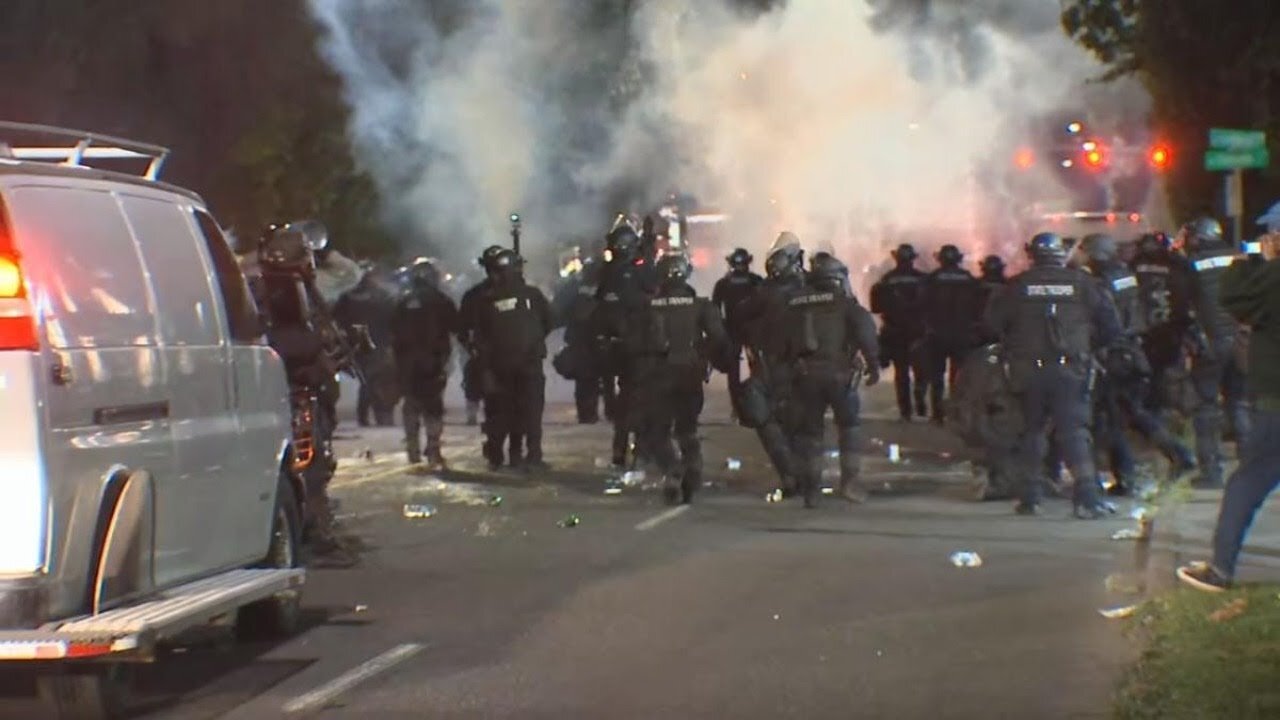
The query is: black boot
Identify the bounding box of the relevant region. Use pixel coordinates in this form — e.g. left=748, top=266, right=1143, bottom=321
left=424, top=417, right=446, bottom=470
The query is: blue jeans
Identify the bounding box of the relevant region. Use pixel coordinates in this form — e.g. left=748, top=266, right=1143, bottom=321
left=1211, top=408, right=1280, bottom=579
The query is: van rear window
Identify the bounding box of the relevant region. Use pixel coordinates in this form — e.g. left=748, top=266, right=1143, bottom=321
left=192, top=210, right=261, bottom=343
left=6, top=186, right=157, bottom=348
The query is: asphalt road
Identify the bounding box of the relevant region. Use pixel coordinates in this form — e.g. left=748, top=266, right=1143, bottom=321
left=0, top=381, right=1162, bottom=720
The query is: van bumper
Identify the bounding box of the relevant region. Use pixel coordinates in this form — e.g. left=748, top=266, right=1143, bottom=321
left=0, top=576, right=48, bottom=629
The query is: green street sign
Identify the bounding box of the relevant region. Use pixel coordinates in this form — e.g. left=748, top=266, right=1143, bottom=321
left=1204, top=148, right=1270, bottom=171
left=1209, top=128, right=1267, bottom=151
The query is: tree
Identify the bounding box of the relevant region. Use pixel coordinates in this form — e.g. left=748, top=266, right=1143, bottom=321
left=0, top=0, right=396, bottom=258
left=1062, top=0, right=1280, bottom=227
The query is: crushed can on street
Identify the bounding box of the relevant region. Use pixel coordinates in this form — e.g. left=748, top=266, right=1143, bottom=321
left=949, top=551, right=983, bottom=568
left=488, top=495, right=504, bottom=507
left=558, top=515, right=581, bottom=528
left=765, top=489, right=784, bottom=503
left=725, top=458, right=742, bottom=471
left=403, top=503, right=437, bottom=519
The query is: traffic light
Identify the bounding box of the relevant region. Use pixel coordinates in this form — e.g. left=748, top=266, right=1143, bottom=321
left=1149, top=144, right=1171, bottom=170
left=1081, top=140, right=1106, bottom=170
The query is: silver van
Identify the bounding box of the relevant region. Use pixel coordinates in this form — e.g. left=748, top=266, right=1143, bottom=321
left=0, top=122, right=305, bottom=718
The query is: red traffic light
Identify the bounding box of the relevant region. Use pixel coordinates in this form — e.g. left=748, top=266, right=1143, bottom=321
left=1149, top=145, right=1171, bottom=170
left=1082, top=142, right=1106, bottom=169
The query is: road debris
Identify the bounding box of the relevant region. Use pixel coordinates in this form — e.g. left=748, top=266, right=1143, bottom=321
left=949, top=551, right=983, bottom=568
left=826, top=450, right=839, bottom=459
left=1098, top=605, right=1138, bottom=620
left=1111, top=527, right=1147, bottom=541
left=620, top=470, right=646, bottom=486
left=725, top=458, right=742, bottom=471
left=354, top=604, right=369, bottom=613
left=1209, top=597, right=1248, bottom=623
left=402, top=503, right=437, bottom=519
left=557, top=515, right=581, bottom=528
left=604, top=483, right=623, bottom=495
left=772, top=614, right=780, bottom=620
left=821, top=487, right=834, bottom=495
left=594, top=457, right=613, bottom=469
left=888, top=444, right=901, bottom=463
left=487, top=495, right=504, bottom=507
left=765, top=489, right=784, bottom=503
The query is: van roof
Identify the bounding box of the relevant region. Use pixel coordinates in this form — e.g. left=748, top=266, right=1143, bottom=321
left=0, top=159, right=205, bottom=206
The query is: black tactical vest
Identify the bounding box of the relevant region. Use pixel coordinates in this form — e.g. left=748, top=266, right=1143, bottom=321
left=785, top=288, right=850, bottom=367
left=480, top=284, right=543, bottom=367
left=1132, top=254, right=1191, bottom=333
left=639, top=289, right=704, bottom=366
left=1004, top=266, right=1093, bottom=363
left=870, top=267, right=925, bottom=330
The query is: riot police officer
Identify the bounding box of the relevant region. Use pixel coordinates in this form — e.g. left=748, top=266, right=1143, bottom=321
left=780, top=253, right=880, bottom=508
left=334, top=269, right=399, bottom=427
left=1182, top=217, right=1250, bottom=487
left=594, top=221, right=657, bottom=468
left=870, top=243, right=928, bottom=421
left=734, top=234, right=810, bottom=496
left=919, top=244, right=981, bottom=423
left=977, top=255, right=1007, bottom=307
left=1130, top=231, right=1195, bottom=421
left=1082, top=234, right=1195, bottom=494
left=557, top=257, right=613, bottom=424
left=256, top=222, right=349, bottom=555
left=391, top=259, right=459, bottom=470
left=469, top=250, right=554, bottom=471
left=631, top=254, right=732, bottom=504
left=460, top=245, right=509, bottom=452
left=712, top=248, right=764, bottom=410
left=985, top=232, right=1122, bottom=517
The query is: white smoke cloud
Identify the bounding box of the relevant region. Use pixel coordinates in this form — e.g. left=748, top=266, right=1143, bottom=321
left=308, top=0, right=1147, bottom=284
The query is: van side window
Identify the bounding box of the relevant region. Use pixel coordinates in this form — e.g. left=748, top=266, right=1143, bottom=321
left=5, top=186, right=157, bottom=348
left=119, top=195, right=222, bottom=347
left=191, top=210, right=261, bottom=344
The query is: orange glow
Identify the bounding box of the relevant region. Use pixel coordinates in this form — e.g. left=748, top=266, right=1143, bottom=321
left=1085, top=150, right=1104, bottom=167
left=1129, top=213, right=1142, bottom=223
left=1149, top=145, right=1170, bottom=170
left=0, top=256, right=22, bottom=298
left=1014, top=148, right=1034, bottom=170
left=1106, top=213, right=1117, bottom=223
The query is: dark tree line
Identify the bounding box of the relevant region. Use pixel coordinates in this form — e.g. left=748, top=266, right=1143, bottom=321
left=1062, top=0, right=1280, bottom=228
left=0, top=0, right=392, bottom=256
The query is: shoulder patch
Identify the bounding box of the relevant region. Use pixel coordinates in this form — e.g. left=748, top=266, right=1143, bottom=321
left=651, top=296, right=695, bottom=307
left=1025, top=284, right=1076, bottom=297
left=1111, top=275, right=1138, bottom=292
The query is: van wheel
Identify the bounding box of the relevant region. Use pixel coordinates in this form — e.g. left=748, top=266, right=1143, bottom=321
left=236, top=474, right=302, bottom=641
left=37, top=664, right=133, bottom=720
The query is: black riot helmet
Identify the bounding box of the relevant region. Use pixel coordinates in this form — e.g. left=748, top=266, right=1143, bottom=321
left=1137, top=231, right=1173, bottom=256
left=891, top=243, right=917, bottom=266
left=809, top=252, right=850, bottom=293
left=1182, top=216, right=1225, bottom=251
left=490, top=248, right=524, bottom=281
left=1027, top=232, right=1070, bottom=267
left=979, top=254, right=1005, bottom=277
left=1081, top=233, right=1119, bottom=264
left=478, top=245, right=506, bottom=275
left=258, top=223, right=316, bottom=276
left=607, top=223, right=641, bottom=263
left=765, top=243, right=805, bottom=282
left=726, top=247, right=753, bottom=272
left=937, top=244, right=963, bottom=267
left=656, top=253, right=693, bottom=285
left=408, top=258, right=441, bottom=289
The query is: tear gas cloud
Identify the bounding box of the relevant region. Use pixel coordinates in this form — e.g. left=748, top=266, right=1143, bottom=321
left=309, top=0, right=1148, bottom=286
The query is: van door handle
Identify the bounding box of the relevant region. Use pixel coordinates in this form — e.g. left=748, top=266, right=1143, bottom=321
left=51, top=359, right=73, bottom=386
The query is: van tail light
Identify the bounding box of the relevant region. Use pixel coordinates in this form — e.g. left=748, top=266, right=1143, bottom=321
left=0, top=255, right=38, bottom=351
